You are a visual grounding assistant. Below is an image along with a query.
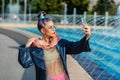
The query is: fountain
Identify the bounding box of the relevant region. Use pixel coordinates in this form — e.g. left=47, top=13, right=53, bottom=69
left=24, top=0, right=27, bottom=23
left=117, top=4, right=120, bottom=15
left=7, top=0, right=20, bottom=22
left=116, top=4, right=120, bottom=28
left=1, top=0, right=5, bottom=22
left=64, top=3, right=68, bottom=25
left=73, top=8, right=76, bottom=25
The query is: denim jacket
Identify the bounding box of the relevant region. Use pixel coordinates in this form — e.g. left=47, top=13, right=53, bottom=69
left=18, top=36, right=91, bottom=80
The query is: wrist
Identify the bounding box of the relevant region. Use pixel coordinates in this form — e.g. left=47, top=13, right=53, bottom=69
left=86, top=34, right=91, bottom=40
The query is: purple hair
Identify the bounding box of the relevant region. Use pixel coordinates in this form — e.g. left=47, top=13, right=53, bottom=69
left=37, top=11, right=51, bottom=31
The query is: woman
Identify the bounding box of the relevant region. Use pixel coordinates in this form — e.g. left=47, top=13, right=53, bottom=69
left=18, top=11, right=91, bottom=80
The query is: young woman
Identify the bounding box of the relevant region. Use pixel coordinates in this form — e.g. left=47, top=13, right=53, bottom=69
left=18, top=11, right=91, bottom=80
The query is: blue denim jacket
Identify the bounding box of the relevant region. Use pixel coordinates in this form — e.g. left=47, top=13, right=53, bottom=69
left=18, top=36, right=91, bottom=80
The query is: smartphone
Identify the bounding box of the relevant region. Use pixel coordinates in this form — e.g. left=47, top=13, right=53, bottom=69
left=81, top=18, right=87, bottom=25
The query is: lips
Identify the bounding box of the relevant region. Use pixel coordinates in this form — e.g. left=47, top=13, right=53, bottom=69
left=53, top=32, right=55, bottom=34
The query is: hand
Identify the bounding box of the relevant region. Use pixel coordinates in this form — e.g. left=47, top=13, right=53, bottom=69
left=32, top=38, right=41, bottom=48
left=82, top=24, right=91, bottom=40
left=25, top=38, right=37, bottom=47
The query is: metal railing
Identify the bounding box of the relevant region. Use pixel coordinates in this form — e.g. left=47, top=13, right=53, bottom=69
left=0, top=13, right=120, bottom=28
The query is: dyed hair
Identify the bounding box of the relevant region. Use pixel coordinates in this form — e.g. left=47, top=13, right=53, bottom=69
left=37, top=11, right=51, bottom=31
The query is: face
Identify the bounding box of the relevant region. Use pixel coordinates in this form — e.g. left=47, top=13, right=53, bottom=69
left=41, top=20, right=56, bottom=37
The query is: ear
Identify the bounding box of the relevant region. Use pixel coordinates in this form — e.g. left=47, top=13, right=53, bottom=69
left=41, top=28, right=45, bottom=34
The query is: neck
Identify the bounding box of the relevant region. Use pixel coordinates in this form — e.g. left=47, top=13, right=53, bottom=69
left=42, top=35, right=50, bottom=44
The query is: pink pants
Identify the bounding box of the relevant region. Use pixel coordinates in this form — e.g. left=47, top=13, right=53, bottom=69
left=47, top=73, right=67, bottom=80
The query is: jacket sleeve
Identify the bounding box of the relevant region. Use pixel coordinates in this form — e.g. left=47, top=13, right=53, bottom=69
left=65, top=35, right=91, bottom=54
left=18, top=44, right=33, bottom=68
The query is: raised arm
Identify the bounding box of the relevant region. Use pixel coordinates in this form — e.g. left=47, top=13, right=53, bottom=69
left=65, top=25, right=91, bottom=54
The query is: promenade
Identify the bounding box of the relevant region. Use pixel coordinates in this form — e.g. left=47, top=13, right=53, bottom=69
left=0, top=24, right=93, bottom=80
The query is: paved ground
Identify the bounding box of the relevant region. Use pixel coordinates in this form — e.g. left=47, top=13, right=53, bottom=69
left=0, top=33, right=23, bottom=80
left=0, top=25, right=93, bottom=80
left=0, top=34, right=36, bottom=80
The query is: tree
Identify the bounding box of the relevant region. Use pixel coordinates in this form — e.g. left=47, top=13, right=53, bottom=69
left=65, top=0, right=90, bottom=14
left=30, top=0, right=46, bottom=13
left=0, top=0, right=9, bottom=14
left=30, top=0, right=90, bottom=14
left=92, top=0, right=117, bottom=15
left=0, top=0, right=90, bottom=14
left=45, top=0, right=64, bottom=14
left=30, top=0, right=63, bottom=14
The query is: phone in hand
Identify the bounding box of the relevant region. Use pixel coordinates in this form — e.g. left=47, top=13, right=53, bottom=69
left=81, top=18, right=87, bottom=25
